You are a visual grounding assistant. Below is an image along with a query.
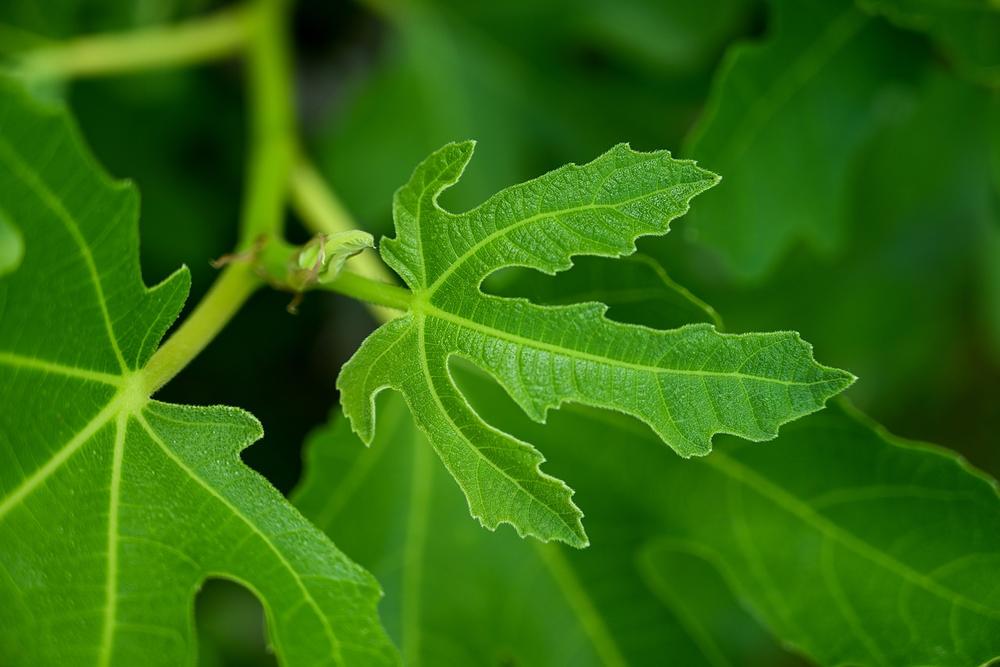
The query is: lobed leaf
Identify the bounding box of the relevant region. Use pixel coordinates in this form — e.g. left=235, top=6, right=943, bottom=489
left=0, top=81, right=397, bottom=666
left=338, top=141, right=854, bottom=546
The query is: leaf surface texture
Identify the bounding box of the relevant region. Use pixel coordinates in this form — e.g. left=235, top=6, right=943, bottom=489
left=339, top=142, right=854, bottom=545
left=0, top=82, right=397, bottom=666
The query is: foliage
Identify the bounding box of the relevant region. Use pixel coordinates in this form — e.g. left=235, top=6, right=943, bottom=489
left=683, top=0, right=921, bottom=278
left=301, top=257, right=1000, bottom=666
left=297, top=390, right=1000, bottom=667
left=858, top=0, right=1000, bottom=86
left=0, top=80, right=395, bottom=666
left=339, top=141, right=851, bottom=546
left=0, top=0, right=997, bottom=665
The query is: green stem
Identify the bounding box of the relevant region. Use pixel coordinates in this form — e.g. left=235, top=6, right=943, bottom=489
left=31, top=0, right=402, bottom=396
left=321, top=271, right=413, bottom=313
left=289, top=160, right=357, bottom=237
left=290, top=159, right=395, bottom=284
left=238, top=0, right=296, bottom=247
left=143, top=262, right=262, bottom=395
left=17, top=6, right=252, bottom=80
left=291, top=158, right=405, bottom=322
left=143, top=0, right=295, bottom=393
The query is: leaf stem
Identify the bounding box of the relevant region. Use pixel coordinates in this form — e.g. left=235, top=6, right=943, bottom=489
left=291, top=159, right=405, bottom=321
left=290, top=159, right=395, bottom=284
left=28, top=0, right=402, bottom=397
left=143, top=262, right=262, bottom=395
left=320, top=271, right=412, bottom=313
left=16, top=6, right=252, bottom=80
left=289, top=160, right=356, bottom=236
left=238, top=0, right=296, bottom=247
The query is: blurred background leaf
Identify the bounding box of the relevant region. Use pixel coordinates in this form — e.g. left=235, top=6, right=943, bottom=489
left=857, top=0, right=1000, bottom=87
left=682, top=0, right=923, bottom=278
left=659, top=65, right=1000, bottom=472
left=308, top=0, right=755, bottom=229
left=294, top=390, right=805, bottom=667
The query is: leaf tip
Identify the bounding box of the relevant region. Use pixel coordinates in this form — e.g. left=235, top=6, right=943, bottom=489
left=339, top=392, right=377, bottom=447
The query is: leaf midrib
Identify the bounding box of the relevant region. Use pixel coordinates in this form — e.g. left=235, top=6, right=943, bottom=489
left=97, top=412, right=127, bottom=667
left=0, top=352, right=123, bottom=386
left=422, top=177, right=688, bottom=294
left=420, top=301, right=836, bottom=388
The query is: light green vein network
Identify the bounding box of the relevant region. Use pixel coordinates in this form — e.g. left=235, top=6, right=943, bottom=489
left=0, top=81, right=397, bottom=666
left=338, top=140, right=854, bottom=548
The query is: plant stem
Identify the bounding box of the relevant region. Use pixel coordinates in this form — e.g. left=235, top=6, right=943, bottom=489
left=291, top=159, right=405, bottom=322
left=142, top=0, right=295, bottom=394
left=320, top=271, right=413, bottom=313
left=37, top=0, right=401, bottom=395
left=290, top=159, right=395, bottom=284
left=289, top=160, right=356, bottom=236
left=238, top=0, right=296, bottom=247
left=17, top=6, right=252, bottom=80
left=143, top=262, right=262, bottom=395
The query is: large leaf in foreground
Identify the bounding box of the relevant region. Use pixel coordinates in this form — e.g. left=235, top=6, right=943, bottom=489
left=338, top=141, right=853, bottom=546
left=0, top=83, right=396, bottom=665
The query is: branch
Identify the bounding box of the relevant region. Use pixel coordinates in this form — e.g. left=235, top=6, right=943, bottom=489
left=290, top=159, right=403, bottom=322
left=16, top=6, right=252, bottom=80
left=238, top=0, right=297, bottom=246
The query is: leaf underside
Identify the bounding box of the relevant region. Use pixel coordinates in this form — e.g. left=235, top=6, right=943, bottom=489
left=0, top=81, right=396, bottom=666
left=338, top=140, right=854, bottom=546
